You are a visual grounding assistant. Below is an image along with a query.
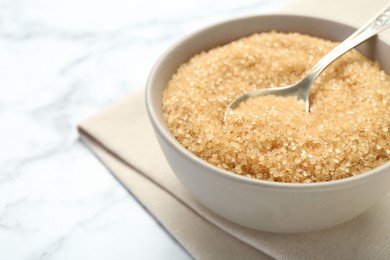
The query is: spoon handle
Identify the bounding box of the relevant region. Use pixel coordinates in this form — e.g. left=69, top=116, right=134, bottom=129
left=306, top=3, right=390, bottom=83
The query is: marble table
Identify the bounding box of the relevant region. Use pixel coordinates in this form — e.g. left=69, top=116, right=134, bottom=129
left=0, top=0, right=286, bottom=258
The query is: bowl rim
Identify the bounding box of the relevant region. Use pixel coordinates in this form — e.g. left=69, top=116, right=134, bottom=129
left=146, top=13, right=390, bottom=191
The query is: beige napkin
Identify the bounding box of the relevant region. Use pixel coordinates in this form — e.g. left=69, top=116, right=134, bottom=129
left=78, top=1, right=390, bottom=259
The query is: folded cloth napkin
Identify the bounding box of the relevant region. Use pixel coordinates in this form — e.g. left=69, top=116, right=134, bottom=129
left=78, top=90, right=390, bottom=260
left=78, top=1, right=390, bottom=259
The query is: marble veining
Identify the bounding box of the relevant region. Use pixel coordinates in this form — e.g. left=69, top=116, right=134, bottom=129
left=0, top=0, right=285, bottom=259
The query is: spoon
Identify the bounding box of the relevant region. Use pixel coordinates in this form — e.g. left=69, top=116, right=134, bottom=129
left=224, top=3, right=390, bottom=122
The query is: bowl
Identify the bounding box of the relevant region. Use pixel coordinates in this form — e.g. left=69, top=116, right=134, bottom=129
left=145, top=14, right=390, bottom=233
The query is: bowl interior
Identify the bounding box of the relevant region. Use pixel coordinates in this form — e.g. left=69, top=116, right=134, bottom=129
left=146, top=14, right=390, bottom=185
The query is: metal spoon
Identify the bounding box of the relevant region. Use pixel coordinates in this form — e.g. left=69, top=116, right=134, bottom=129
left=224, top=3, right=390, bottom=122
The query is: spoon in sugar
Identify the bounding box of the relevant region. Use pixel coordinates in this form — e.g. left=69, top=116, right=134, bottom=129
left=224, top=3, right=390, bottom=122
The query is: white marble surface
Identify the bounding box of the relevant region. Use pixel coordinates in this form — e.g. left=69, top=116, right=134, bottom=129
left=0, top=0, right=287, bottom=259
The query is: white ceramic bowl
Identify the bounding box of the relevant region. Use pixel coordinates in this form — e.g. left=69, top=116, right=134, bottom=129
left=145, top=14, right=390, bottom=233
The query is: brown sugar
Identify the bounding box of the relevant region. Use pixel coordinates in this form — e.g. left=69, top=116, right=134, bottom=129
left=162, top=32, right=390, bottom=183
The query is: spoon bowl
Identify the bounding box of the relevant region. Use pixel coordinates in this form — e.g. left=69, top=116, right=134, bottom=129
left=224, top=3, right=390, bottom=122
